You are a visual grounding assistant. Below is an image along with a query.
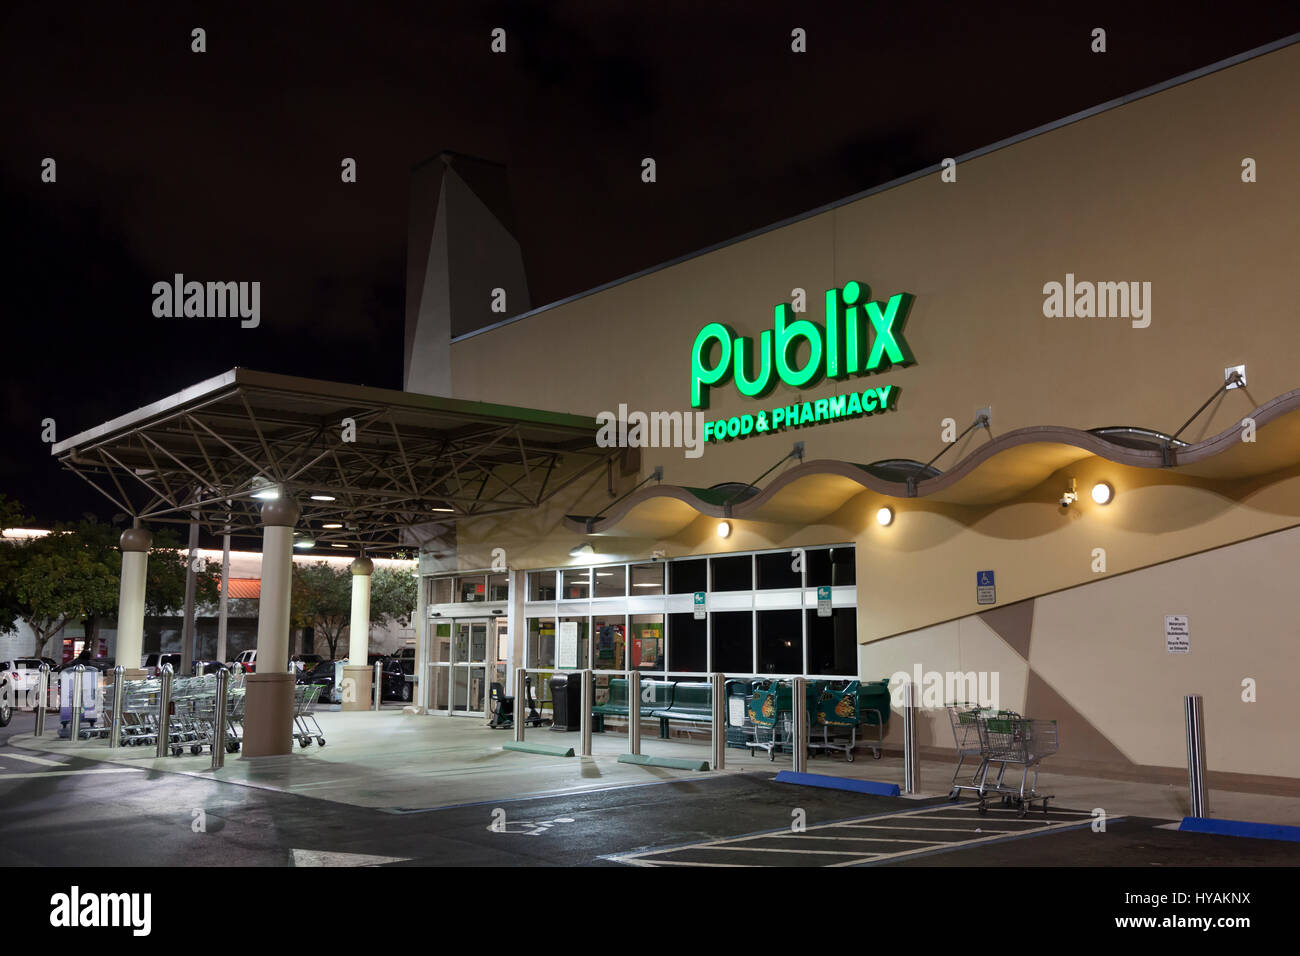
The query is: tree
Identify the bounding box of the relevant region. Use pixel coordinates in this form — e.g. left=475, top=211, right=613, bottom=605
left=9, top=526, right=120, bottom=656
left=370, top=566, right=418, bottom=632
left=0, top=494, right=33, bottom=637
left=1, top=514, right=220, bottom=657
left=291, top=562, right=352, bottom=659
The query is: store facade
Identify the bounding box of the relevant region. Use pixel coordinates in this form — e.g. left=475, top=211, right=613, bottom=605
left=413, top=37, right=1300, bottom=786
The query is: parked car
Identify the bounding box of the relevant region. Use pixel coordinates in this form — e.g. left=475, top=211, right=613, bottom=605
left=298, top=656, right=410, bottom=703
left=231, top=650, right=257, bottom=673
left=0, top=670, right=13, bottom=726
left=55, top=658, right=113, bottom=672
left=290, top=653, right=324, bottom=676
left=142, top=653, right=182, bottom=677
left=2, top=659, right=46, bottom=707
left=191, top=660, right=227, bottom=675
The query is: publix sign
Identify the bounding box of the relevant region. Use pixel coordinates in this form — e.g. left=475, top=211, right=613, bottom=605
left=691, top=282, right=915, bottom=442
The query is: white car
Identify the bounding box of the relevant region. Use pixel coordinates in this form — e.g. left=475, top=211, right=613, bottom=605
left=1, top=658, right=47, bottom=709
left=232, top=650, right=257, bottom=673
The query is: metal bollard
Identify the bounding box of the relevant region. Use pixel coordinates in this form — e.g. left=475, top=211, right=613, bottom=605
left=69, top=665, right=85, bottom=743
left=211, top=667, right=230, bottom=770
left=34, top=663, right=50, bottom=736
left=580, top=669, right=593, bottom=757
left=514, top=667, right=526, bottom=742
left=1185, top=694, right=1207, bottom=817
left=903, top=680, right=920, bottom=794
left=155, top=664, right=174, bottom=758
left=627, top=668, right=641, bottom=756
left=792, top=677, right=807, bottom=773
left=109, top=665, right=125, bottom=748
left=373, top=660, right=383, bottom=711
left=710, top=673, right=726, bottom=770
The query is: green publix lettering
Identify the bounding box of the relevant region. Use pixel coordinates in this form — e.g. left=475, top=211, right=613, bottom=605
left=691, top=282, right=915, bottom=408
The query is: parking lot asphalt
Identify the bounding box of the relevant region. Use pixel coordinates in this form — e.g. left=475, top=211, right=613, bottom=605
left=1, top=711, right=1296, bottom=867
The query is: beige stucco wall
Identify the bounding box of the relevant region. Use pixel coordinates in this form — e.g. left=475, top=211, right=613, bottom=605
left=437, top=42, right=1300, bottom=778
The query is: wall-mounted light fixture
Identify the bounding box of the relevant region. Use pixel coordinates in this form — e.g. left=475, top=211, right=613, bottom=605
left=1091, top=481, right=1114, bottom=505
left=717, top=520, right=732, bottom=539
left=569, top=543, right=595, bottom=557
left=876, top=506, right=894, bottom=527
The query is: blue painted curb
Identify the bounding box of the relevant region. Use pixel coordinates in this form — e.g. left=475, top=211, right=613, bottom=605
left=1179, top=817, right=1300, bottom=842
left=773, top=770, right=900, bottom=796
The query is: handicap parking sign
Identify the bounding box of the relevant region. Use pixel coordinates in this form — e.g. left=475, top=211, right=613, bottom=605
left=693, top=590, right=707, bottom=620
left=976, top=570, right=996, bottom=605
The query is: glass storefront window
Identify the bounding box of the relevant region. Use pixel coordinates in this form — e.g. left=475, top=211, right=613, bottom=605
left=527, top=570, right=556, bottom=601
left=756, top=550, right=802, bottom=589
left=561, top=568, right=590, bottom=600
left=757, top=609, right=802, bottom=674
left=711, top=611, right=752, bottom=673
left=488, top=572, right=509, bottom=602
left=806, top=608, right=857, bottom=676
left=630, top=614, right=664, bottom=671
left=710, top=554, right=752, bottom=591
left=668, top=558, right=706, bottom=594
left=557, top=616, right=589, bottom=668
left=806, top=546, right=856, bottom=587
left=428, top=577, right=452, bottom=605
left=629, top=562, right=664, bottom=594
left=666, top=613, right=706, bottom=673
left=592, top=614, right=626, bottom=669
left=527, top=618, right=555, bottom=668
left=455, top=574, right=487, bottom=602
left=593, top=565, right=626, bottom=598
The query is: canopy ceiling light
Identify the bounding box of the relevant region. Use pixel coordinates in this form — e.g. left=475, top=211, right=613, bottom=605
left=569, top=543, right=595, bottom=557
left=1091, top=481, right=1114, bottom=505
left=876, top=506, right=894, bottom=526
left=293, top=537, right=315, bottom=549
left=717, top=520, right=732, bottom=538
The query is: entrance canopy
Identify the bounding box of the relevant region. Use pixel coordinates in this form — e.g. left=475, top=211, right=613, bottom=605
left=52, top=368, right=611, bottom=552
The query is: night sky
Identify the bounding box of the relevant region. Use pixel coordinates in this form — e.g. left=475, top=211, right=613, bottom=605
left=3, top=0, right=1298, bottom=526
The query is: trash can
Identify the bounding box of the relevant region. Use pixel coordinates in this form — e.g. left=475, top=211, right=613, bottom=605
left=549, top=673, right=582, bottom=732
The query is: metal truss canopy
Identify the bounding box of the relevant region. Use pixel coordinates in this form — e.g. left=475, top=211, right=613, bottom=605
left=52, top=368, right=612, bottom=553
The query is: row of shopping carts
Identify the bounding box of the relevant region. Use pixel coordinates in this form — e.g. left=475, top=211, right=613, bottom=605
left=948, top=705, right=1059, bottom=817
left=742, top=679, right=891, bottom=762
left=90, top=674, right=326, bottom=753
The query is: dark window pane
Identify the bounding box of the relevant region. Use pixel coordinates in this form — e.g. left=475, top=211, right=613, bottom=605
left=806, top=608, right=857, bottom=676
left=668, top=559, right=707, bottom=594
left=757, top=609, right=803, bottom=674
left=710, top=555, right=752, bottom=591
left=756, top=551, right=802, bottom=589
left=711, top=611, right=752, bottom=673
left=667, top=613, right=706, bottom=671
left=806, top=546, right=856, bottom=587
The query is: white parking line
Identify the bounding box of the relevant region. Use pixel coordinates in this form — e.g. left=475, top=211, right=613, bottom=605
left=612, top=801, right=1097, bottom=867
left=0, top=768, right=143, bottom=780
left=0, top=752, right=64, bottom=766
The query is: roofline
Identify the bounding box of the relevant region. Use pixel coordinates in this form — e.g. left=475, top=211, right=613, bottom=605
left=451, top=30, right=1300, bottom=345
left=51, top=366, right=599, bottom=455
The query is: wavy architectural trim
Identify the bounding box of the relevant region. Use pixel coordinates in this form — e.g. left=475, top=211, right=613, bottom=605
left=565, top=388, right=1300, bottom=536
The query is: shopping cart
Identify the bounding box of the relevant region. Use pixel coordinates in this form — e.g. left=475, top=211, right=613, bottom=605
left=99, top=678, right=160, bottom=747
left=744, top=680, right=798, bottom=760
left=974, top=714, right=1059, bottom=816
left=946, top=704, right=1010, bottom=799
left=293, top=683, right=326, bottom=747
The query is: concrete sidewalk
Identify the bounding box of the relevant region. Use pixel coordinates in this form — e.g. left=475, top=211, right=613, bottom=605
left=13, top=711, right=1300, bottom=826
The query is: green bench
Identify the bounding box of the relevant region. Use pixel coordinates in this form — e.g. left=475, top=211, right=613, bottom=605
left=652, top=681, right=713, bottom=738
left=592, top=678, right=674, bottom=732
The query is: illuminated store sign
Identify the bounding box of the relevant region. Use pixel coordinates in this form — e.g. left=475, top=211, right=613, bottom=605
left=691, top=282, right=915, bottom=441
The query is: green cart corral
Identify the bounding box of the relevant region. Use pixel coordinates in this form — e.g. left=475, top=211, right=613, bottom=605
left=808, top=679, right=891, bottom=761
left=744, top=678, right=892, bottom=761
